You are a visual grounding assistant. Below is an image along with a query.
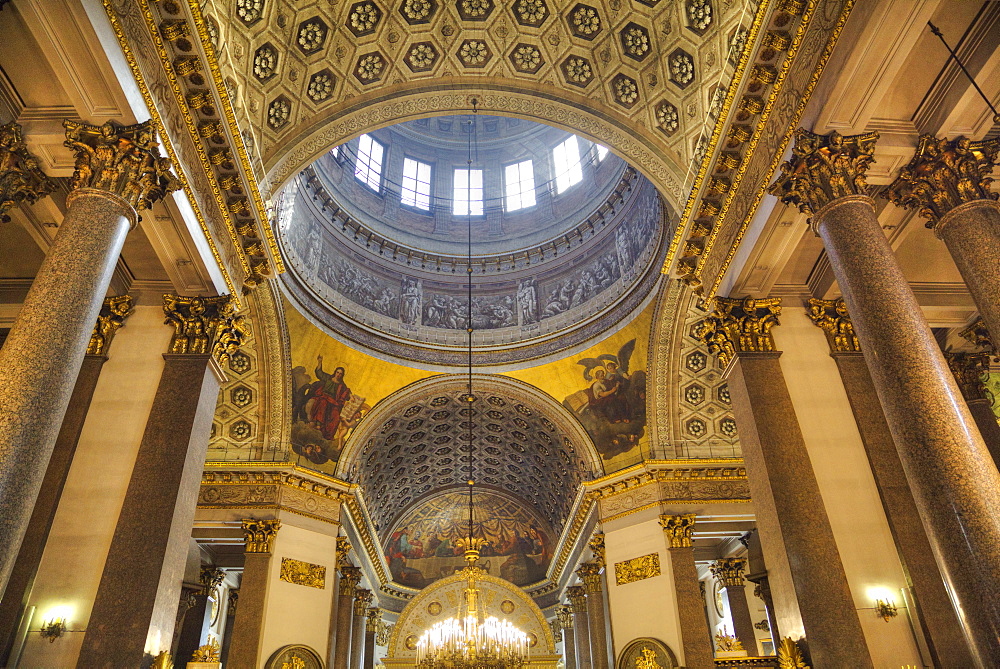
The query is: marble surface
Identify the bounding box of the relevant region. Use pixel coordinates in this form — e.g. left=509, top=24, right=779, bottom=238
left=667, top=546, right=714, bottom=669
left=815, top=195, right=1000, bottom=665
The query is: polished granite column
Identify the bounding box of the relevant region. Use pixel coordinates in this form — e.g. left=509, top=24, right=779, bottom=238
left=0, top=296, right=132, bottom=663
left=226, top=520, right=280, bottom=669
left=945, top=352, right=1000, bottom=467
left=888, top=135, right=1000, bottom=341
left=78, top=295, right=244, bottom=666
left=697, top=297, right=872, bottom=667
left=334, top=566, right=360, bottom=669
left=0, top=120, right=177, bottom=595
left=363, top=607, right=379, bottom=669
left=741, top=529, right=779, bottom=646
left=807, top=298, right=972, bottom=665
left=219, top=589, right=238, bottom=665
left=557, top=605, right=577, bottom=669
left=772, top=129, right=1000, bottom=666
left=660, top=515, right=714, bottom=669
left=710, top=558, right=758, bottom=656
left=577, top=562, right=609, bottom=669
left=327, top=537, right=351, bottom=666
left=175, top=568, right=224, bottom=664
left=567, top=586, right=592, bottom=669
left=350, top=588, right=371, bottom=669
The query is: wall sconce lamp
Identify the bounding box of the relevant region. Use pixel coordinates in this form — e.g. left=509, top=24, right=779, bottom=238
left=39, top=617, right=67, bottom=642
left=874, top=598, right=898, bottom=622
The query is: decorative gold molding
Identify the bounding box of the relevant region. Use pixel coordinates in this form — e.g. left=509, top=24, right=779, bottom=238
left=88, top=295, right=135, bottom=355
left=242, top=518, right=280, bottom=553
left=335, top=536, right=351, bottom=567
left=555, top=605, right=574, bottom=629
left=659, top=514, right=696, bottom=549
left=614, top=552, right=661, bottom=585
left=576, top=562, right=602, bottom=594
left=695, top=296, right=782, bottom=367
left=199, top=566, right=225, bottom=593
left=339, top=565, right=361, bottom=596
left=566, top=585, right=587, bottom=613
left=588, top=532, right=605, bottom=568
left=366, top=606, right=382, bottom=629
left=806, top=297, right=859, bottom=353
left=710, top=557, right=747, bottom=588
left=768, top=129, right=878, bottom=216
left=354, top=588, right=373, bottom=617
left=945, top=352, right=992, bottom=403
left=64, top=119, right=180, bottom=212
left=0, top=122, right=56, bottom=220
left=960, top=318, right=993, bottom=352
left=887, top=135, right=1000, bottom=229
left=279, top=558, right=327, bottom=589
left=777, top=637, right=811, bottom=669
left=163, top=293, right=247, bottom=364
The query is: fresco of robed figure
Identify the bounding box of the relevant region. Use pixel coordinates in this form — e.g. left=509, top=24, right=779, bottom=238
left=290, top=355, right=370, bottom=467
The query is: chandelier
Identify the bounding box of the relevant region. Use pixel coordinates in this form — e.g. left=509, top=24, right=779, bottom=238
left=415, top=103, right=530, bottom=669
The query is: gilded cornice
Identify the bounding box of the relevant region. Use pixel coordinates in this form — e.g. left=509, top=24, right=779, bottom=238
left=690, top=0, right=858, bottom=299
left=99, top=0, right=239, bottom=302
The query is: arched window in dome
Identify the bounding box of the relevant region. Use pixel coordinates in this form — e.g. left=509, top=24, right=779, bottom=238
left=354, top=133, right=385, bottom=192
left=553, top=135, right=583, bottom=194
left=594, top=143, right=610, bottom=161
left=401, top=157, right=432, bottom=211
left=453, top=167, right=484, bottom=216
left=504, top=159, right=536, bottom=212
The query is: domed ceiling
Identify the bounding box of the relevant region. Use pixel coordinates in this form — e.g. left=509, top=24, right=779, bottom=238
left=276, top=114, right=672, bottom=367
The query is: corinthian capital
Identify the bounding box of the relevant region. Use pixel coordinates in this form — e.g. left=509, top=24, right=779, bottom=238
left=0, top=122, right=56, bottom=221
left=63, top=119, right=180, bottom=212
left=960, top=318, right=993, bottom=352
left=887, top=135, right=1000, bottom=228
left=241, top=518, right=280, bottom=553
left=659, top=514, right=697, bottom=548
left=806, top=298, right=860, bottom=353
left=576, top=562, right=602, bottom=594
left=566, top=585, right=587, bottom=613
left=163, top=294, right=248, bottom=365
left=335, top=536, right=352, bottom=566
left=769, top=129, right=879, bottom=214
left=589, top=532, right=606, bottom=567
left=366, top=606, right=382, bottom=629
left=710, top=557, right=747, bottom=588
left=556, top=605, right=574, bottom=628
left=945, top=352, right=992, bottom=402
left=694, top=296, right=782, bottom=368
left=353, top=588, right=373, bottom=617
left=339, top=565, right=362, bottom=595
left=88, top=295, right=135, bottom=355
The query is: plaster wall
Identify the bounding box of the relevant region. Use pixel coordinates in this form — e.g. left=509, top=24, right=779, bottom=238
left=19, top=305, right=171, bottom=666
left=773, top=310, right=923, bottom=667
left=259, top=516, right=340, bottom=666
left=603, top=510, right=684, bottom=666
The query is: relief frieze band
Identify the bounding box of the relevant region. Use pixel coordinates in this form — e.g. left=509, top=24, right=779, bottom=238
left=614, top=552, right=661, bottom=585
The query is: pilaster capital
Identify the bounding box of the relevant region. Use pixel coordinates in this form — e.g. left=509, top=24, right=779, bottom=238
left=768, top=128, right=879, bottom=215
left=806, top=297, right=860, bottom=353
left=339, top=565, right=362, bottom=595
left=556, top=605, right=574, bottom=628
left=566, top=585, right=587, bottom=612
left=588, top=532, right=606, bottom=567
left=199, top=567, right=225, bottom=593
left=353, top=588, right=373, bottom=617
left=659, top=513, right=697, bottom=548
left=0, top=122, right=56, bottom=220
left=335, top=536, right=352, bottom=566
left=241, top=518, right=280, bottom=553
left=944, top=352, right=992, bottom=402
left=887, top=134, right=1000, bottom=229
left=163, top=293, right=248, bottom=365
left=960, top=318, right=994, bottom=352
left=88, top=295, right=135, bottom=355
left=709, top=557, right=747, bottom=588
left=365, top=606, right=382, bottom=629
left=227, top=589, right=239, bottom=616
left=576, top=562, right=603, bottom=594
left=694, top=296, right=781, bottom=368
left=63, top=119, right=179, bottom=213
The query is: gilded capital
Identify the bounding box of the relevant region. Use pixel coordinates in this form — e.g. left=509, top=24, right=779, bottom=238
left=887, top=135, right=1000, bottom=229
left=556, top=605, right=574, bottom=628
left=694, top=296, right=782, bottom=367
left=88, top=295, right=135, bottom=355
left=199, top=567, right=225, bottom=593
left=335, top=536, right=352, bottom=566
left=768, top=128, right=878, bottom=215
left=710, top=557, right=747, bottom=588
left=576, top=562, right=603, bottom=594
left=806, top=298, right=860, bottom=353
left=339, top=565, right=362, bottom=596
left=960, top=318, right=994, bottom=352
left=163, top=294, right=248, bottom=365
left=227, top=590, right=239, bottom=616
left=366, top=606, right=382, bottom=629
left=549, top=619, right=561, bottom=638
left=354, top=588, right=373, bottom=617
left=63, top=119, right=180, bottom=212
left=566, top=585, right=587, bottom=613
left=589, top=532, right=606, bottom=567
left=659, top=514, right=697, bottom=549
left=242, top=518, right=280, bottom=553
left=0, top=122, right=56, bottom=221
left=945, top=352, right=992, bottom=402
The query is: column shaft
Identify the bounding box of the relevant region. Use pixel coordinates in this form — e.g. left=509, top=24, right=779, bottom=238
left=568, top=587, right=592, bottom=669
left=725, top=352, right=872, bottom=666
left=0, top=190, right=132, bottom=593
left=174, top=592, right=210, bottom=664
left=966, top=398, right=1000, bottom=467
left=814, top=195, right=1000, bottom=664
left=725, top=584, right=758, bottom=656
left=667, top=547, right=714, bottom=669
left=333, top=567, right=359, bottom=669
left=0, top=354, right=105, bottom=662
left=578, top=564, right=609, bottom=669
left=350, top=609, right=365, bottom=669
left=363, top=630, right=375, bottom=669
left=562, top=626, right=577, bottom=669
left=77, top=354, right=223, bottom=666
left=832, top=352, right=973, bottom=664
left=227, top=554, right=271, bottom=668
left=938, top=200, right=1000, bottom=342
